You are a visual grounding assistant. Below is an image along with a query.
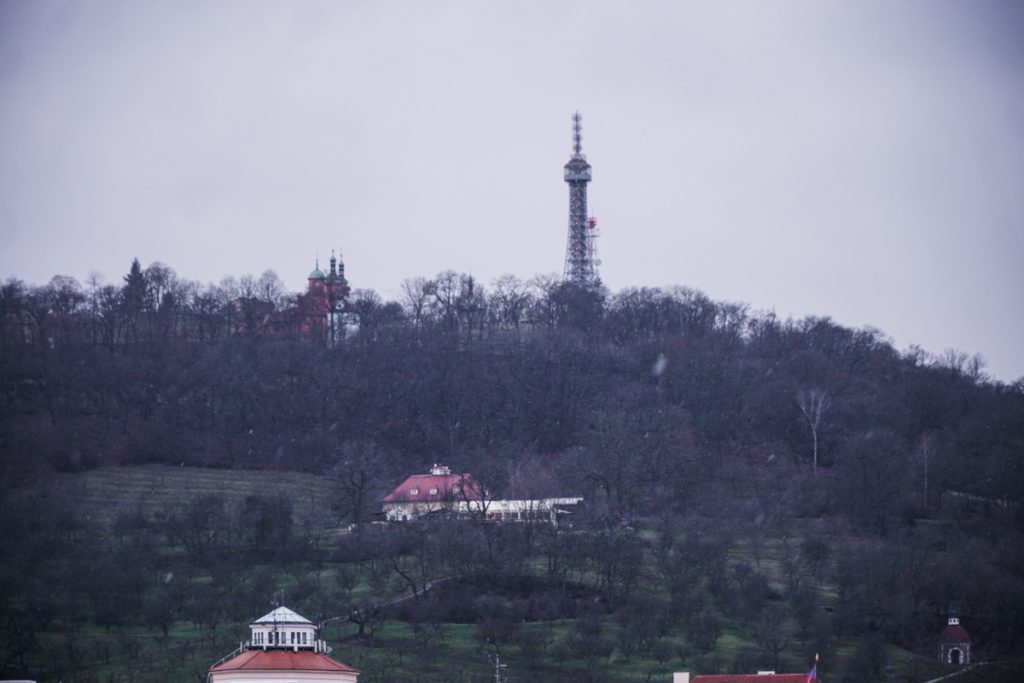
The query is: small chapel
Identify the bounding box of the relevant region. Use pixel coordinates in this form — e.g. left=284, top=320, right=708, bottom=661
left=208, top=606, right=359, bottom=683
left=938, top=612, right=972, bottom=666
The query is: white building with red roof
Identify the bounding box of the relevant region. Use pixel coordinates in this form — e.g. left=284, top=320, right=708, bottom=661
left=381, top=464, right=583, bottom=523
left=208, top=606, right=359, bottom=683
left=381, top=464, right=486, bottom=521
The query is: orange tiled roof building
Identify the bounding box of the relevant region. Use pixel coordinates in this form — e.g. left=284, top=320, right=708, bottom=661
left=209, top=606, right=359, bottom=683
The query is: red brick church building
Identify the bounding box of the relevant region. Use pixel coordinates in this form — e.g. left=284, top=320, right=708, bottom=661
left=235, top=251, right=352, bottom=343
left=301, top=251, right=352, bottom=344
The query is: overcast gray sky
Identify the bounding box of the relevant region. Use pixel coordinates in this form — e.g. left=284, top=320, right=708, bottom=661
left=1, top=0, right=1022, bottom=380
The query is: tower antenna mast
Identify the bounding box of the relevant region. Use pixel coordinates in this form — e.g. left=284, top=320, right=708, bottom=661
left=563, top=111, right=600, bottom=288
left=573, top=112, right=582, bottom=156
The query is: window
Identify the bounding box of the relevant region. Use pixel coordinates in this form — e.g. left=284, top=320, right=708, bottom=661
left=429, top=487, right=438, bottom=495
left=302, top=632, right=307, bottom=644
left=452, top=485, right=461, bottom=494
left=410, top=488, right=419, bottom=495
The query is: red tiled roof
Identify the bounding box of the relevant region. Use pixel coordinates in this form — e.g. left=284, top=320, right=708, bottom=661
left=941, top=623, right=971, bottom=643
left=210, top=650, right=359, bottom=673
left=382, top=473, right=483, bottom=503
left=691, top=676, right=818, bottom=683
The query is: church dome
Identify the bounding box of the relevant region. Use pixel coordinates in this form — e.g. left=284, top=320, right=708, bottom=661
left=309, top=268, right=326, bottom=280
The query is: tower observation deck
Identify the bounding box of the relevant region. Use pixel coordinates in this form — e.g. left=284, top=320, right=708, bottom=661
left=563, top=112, right=601, bottom=288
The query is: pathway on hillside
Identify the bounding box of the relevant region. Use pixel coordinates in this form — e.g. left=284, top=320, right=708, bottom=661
left=379, top=576, right=452, bottom=608
left=320, top=576, right=452, bottom=631
left=921, top=662, right=984, bottom=683
left=883, top=653, right=897, bottom=683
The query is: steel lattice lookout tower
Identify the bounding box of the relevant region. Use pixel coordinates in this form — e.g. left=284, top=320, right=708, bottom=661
left=563, top=112, right=601, bottom=288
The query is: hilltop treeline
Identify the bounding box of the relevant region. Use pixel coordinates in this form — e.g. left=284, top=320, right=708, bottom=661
left=2, top=261, right=1021, bottom=521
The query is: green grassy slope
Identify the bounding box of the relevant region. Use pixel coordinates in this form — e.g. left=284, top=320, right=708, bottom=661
left=9, top=466, right=1023, bottom=683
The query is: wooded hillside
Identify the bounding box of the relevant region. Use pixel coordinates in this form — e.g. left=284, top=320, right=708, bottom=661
left=2, top=262, right=1022, bottom=682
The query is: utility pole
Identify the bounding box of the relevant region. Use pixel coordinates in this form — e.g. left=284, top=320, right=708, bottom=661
left=491, top=654, right=508, bottom=683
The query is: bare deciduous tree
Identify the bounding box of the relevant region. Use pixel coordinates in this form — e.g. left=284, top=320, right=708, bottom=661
left=400, top=276, right=432, bottom=327
left=256, top=269, right=287, bottom=309
left=490, top=274, right=532, bottom=332
left=797, top=388, right=830, bottom=474
left=914, top=432, right=936, bottom=507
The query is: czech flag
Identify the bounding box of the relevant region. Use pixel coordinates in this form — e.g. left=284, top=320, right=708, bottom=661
left=806, top=663, right=817, bottom=682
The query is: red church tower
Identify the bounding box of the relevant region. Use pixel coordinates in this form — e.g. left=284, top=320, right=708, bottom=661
left=303, top=251, right=351, bottom=345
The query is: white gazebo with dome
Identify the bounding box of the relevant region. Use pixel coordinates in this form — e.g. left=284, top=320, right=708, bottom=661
left=250, top=606, right=318, bottom=650
left=208, top=606, right=359, bottom=683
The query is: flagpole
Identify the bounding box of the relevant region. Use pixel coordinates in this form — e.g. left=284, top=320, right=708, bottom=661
left=806, top=653, right=820, bottom=683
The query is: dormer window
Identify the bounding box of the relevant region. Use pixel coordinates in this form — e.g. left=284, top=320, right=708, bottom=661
left=429, top=487, right=438, bottom=495
left=410, top=488, right=419, bottom=496
left=452, top=485, right=461, bottom=494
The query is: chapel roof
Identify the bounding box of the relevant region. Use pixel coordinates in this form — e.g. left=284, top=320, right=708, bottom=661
left=941, top=623, right=972, bottom=643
